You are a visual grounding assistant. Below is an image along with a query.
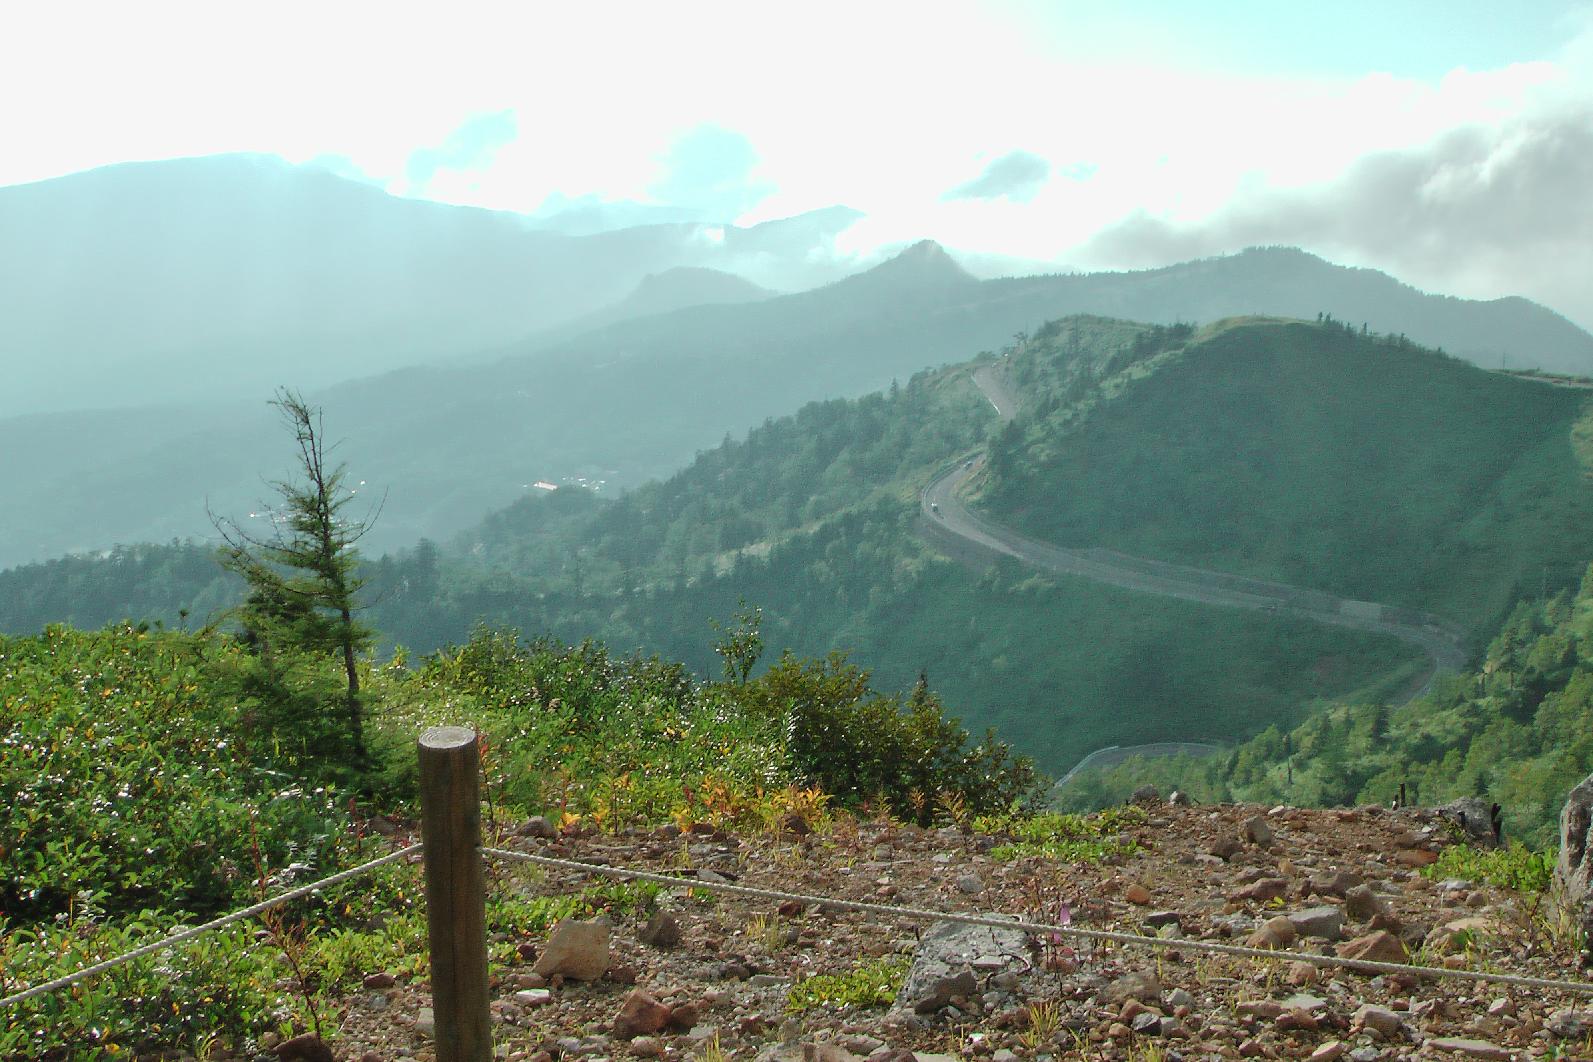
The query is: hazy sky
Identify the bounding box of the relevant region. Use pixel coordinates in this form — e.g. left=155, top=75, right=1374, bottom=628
left=7, top=0, right=1592, bottom=326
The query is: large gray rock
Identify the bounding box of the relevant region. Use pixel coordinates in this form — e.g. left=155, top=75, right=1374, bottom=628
left=891, top=919, right=1027, bottom=1014
left=1435, top=797, right=1502, bottom=847
left=1554, top=773, right=1593, bottom=961
left=533, top=919, right=610, bottom=980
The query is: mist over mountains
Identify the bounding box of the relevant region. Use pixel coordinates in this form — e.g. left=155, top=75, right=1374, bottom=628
left=4, top=155, right=1593, bottom=573
left=0, top=155, right=861, bottom=418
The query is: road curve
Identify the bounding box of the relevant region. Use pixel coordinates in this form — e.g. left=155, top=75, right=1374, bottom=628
left=922, top=366, right=1471, bottom=700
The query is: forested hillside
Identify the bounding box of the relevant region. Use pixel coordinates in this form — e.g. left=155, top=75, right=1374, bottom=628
left=0, top=325, right=1430, bottom=777
left=981, top=316, right=1593, bottom=634
left=1064, top=562, right=1593, bottom=848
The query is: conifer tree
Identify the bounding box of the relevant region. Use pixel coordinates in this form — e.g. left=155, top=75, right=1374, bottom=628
left=212, top=389, right=379, bottom=758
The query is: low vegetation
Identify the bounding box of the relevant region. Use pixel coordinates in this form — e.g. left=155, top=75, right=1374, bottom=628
left=785, top=955, right=912, bottom=1013
left=0, top=616, right=1040, bottom=1056
left=974, top=804, right=1145, bottom=862
left=1058, top=563, right=1593, bottom=848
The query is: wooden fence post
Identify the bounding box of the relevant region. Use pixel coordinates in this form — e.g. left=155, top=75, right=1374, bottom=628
left=419, top=725, right=492, bottom=1060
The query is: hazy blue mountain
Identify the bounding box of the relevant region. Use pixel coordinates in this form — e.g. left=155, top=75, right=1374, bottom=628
left=1020, top=246, right=1593, bottom=375
left=523, top=267, right=776, bottom=346
left=0, top=155, right=860, bottom=417
left=4, top=236, right=1592, bottom=571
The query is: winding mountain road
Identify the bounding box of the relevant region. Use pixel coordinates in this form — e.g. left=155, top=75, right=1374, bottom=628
left=921, top=366, right=1471, bottom=705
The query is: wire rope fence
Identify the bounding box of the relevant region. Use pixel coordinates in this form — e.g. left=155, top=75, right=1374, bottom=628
left=8, top=724, right=1593, bottom=1062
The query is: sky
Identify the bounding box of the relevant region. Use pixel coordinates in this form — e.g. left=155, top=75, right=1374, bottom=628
left=5, top=0, right=1592, bottom=327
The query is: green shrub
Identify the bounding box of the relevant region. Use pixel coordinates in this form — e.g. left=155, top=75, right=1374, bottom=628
left=787, top=955, right=911, bottom=1012
left=735, top=652, right=1042, bottom=823
left=1423, top=842, right=1555, bottom=894
left=975, top=804, right=1144, bottom=862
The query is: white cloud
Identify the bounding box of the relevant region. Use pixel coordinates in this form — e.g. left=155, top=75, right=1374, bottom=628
left=2, top=0, right=1589, bottom=323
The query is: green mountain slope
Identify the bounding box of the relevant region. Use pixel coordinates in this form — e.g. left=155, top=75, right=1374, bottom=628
left=981, top=317, right=1593, bottom=634
left=7, top=233, right=1593, bottom=573
left=0, top=345, right=1424, bottom=778
left=12, top=316, right=1587, bottom=781
left=1072, top=564, right=1593, bottom=847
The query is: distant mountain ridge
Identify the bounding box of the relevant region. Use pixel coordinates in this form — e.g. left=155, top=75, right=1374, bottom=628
left=4, top=200, right=1593, bottom=568
left=0, top=154, right=862, bottom=417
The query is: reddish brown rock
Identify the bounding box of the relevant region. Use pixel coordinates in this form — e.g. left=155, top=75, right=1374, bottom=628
left=1336, top=930, right=1408, bottom=963
left=613, top=989, right=672, bottom=1040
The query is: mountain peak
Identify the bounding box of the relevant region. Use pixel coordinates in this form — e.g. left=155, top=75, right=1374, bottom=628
left=844, top=240, right=976, bottom=292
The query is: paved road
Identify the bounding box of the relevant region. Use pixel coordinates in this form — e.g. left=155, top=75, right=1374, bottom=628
left=922, top=365, right=1471, bottom=701
left=1057, top=742, right=1226, bottom=786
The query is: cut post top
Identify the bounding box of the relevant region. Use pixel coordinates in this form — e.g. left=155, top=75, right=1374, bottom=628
left=421, top=725, right=477, bottom=751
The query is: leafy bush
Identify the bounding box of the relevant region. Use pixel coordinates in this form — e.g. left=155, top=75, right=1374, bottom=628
left=975, top=804, right=1145, bottom=862
left=1423, top=842, right=1555, bottom=894
left=0, top=625, right=349, bottom=924
left=787, top=955, right=911, bottom=1013
left=735, top=652, right=1042, bottom=823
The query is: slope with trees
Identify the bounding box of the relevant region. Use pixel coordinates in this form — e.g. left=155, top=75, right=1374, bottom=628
left=1062, top=562, right=1593, bottom=848
left=979, top=316, right=1593, bottom=635
left=8, top=238, right=1593, bottom=571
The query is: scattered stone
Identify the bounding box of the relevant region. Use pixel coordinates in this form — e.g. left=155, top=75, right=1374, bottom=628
left=1166, top=988, right=1195, bottom=1009
left=1130, top=1011, right=1162, bottom=1035
left=1288, top=905, right=1345, bottom=941
left=1234, top=877, right=1290, bottom=902
left=1245, top=915, right=1298, bottom=949
left=1210, top=836, right=1243, bottom=861
left=533, top=919, right=610, bottom=981
left=1556, top=772, right=1593, bottom=961
left=1103, top=970, right=1162, bottom=1005
left=1344, top=884, right=1390, bottom=922
left=613, top=989, right=672, bottom=1040
left=415, top=1007, right=435, bottom=1037
left=1168, top=790, right=1193, bottom=806
left=1309, top=1042, right=1346, bottom=1062
left=274, top=1035, right=334, bottom=1062
left=1394, top=848, right=1439, bottom=867
left=1144, top=910, right=1182, bottom=928
left=1547, top=1008, right=1593, bottom=1038
left=1353, top=1004, right=1403, bottom=1038
left=1426, top=916, right=1494, bottom=954
left=892, top=920, right=1025, bottom=1014
left=1243, top=815, right=1276, bottom=847
left=639, top=911, right=682, bottom=948
left=955, top=873, right=985, bottom=894
left=519, top=815, right=557, bottom=839
left=629, top=1037, right=664, bottom=1058
left=1435, top=797, right=1503, bottom=848
left=1125, top=882, right=1152, bottom=905
left=1337, top=930, right=1408, bottom=963
left=1425, top=1037, right=1511, bottom=1059
left=779, top=812, right=812, bottom=836
left=514, top=988, right=552, bottom=1007
left=362, top=972, right=398, bottom=990
left=1132, top=784, right=1161, bottom=803
left=911, top=967, right=976, bottom=1014
left=1279, top=993, right=1327, bottom=1013
left=1286, top=960, right=1320, bottom=986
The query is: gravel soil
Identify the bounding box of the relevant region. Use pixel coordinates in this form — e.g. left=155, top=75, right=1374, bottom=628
left=247, top=801, right=1593, bottom=1061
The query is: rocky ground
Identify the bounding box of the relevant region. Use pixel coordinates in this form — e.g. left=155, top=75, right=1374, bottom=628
left=275, top=798, right=1593, bottom=1061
